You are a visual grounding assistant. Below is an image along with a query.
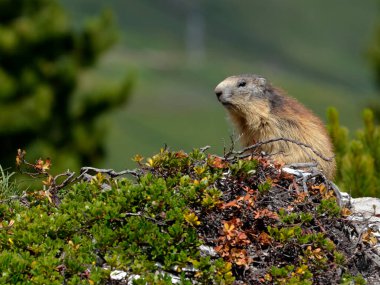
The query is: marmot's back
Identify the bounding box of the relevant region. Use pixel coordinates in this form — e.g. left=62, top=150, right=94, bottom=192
left=214, top=74, right=336, bottom=179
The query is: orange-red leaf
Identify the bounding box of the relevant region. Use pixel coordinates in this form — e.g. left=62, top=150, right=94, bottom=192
left=210, top=156, right=227, bottom=169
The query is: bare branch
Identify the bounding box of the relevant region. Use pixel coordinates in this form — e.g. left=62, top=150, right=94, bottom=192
left=199, top=145, right=211, bottom=153
left=224, top=133, right=242, bottom=158
left=54, top=171, right=76, bottom=190
left=79, top=167, right=141, bottom=178
left=225, top=137, right=334, bottom=162
left=0, top=193, right=28, bottom=204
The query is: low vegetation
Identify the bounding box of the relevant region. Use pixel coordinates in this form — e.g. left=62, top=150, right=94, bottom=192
left=0, top=147, right=377, bottom=284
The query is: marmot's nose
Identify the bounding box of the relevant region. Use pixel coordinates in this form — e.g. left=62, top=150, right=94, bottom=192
left=214, top=87, right=223, bottom=99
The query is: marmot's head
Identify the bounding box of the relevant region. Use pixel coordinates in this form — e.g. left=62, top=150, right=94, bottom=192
left=215, top=74, right=267, bottom=105
left=215, top=74, right=282, bottom=118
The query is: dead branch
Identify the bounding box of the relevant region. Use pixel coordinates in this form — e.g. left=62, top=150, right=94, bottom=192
left=80, top=167, right=141, bottom=178
left=223, top=134, right=242, bottom=157
left=53, top=171, right=76, bottom=189
left=0, top=193, right=27, bottom=204
left=200, top=145, right=211, bottom=153
left=43, top=170, right=77, bottom=206
left=224, top=137, right=334, bottom=163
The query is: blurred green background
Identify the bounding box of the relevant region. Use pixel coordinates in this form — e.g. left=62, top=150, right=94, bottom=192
left=1, top=0, right=380, bottom=171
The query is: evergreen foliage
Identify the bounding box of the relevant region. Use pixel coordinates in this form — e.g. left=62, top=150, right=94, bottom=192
left=369, top=21, right=380, bottom=121
left=0, top=0, right=133, bottom=172
left=327, top=108, right=380, bottom=197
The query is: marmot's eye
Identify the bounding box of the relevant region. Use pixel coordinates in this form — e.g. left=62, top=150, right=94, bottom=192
left=237, top=80, right=246, bottom=88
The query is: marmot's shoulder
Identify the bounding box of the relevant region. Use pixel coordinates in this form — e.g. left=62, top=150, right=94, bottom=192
left=268, top=87, right=325, bottom=128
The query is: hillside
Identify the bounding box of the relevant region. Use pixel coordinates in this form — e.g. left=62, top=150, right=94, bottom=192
left=60, top=0, right=379, bottom=169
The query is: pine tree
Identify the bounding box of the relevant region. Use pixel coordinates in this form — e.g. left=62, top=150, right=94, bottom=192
left=326, top=108, right=349, bottom=183
left=0, top=0, right=132, bottom=171
left=327, top=108, right=380, bottom=197
left=368, top=15, right=380, bottom=121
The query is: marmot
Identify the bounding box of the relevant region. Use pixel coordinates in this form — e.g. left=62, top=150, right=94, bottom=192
left=214, top=74, right=336, bottom=179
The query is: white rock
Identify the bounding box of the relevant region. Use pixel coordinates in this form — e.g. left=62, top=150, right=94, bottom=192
left=127, top=274, right=142, bottom=285
left=199, top=245, right=217, bottom=257
left=350, top=197, right=380, bottom=220
left=110, top=270, right=127, bottom=280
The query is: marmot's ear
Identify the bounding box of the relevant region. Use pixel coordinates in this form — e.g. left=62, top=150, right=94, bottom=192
left=257, top=77, right=267, bottom=87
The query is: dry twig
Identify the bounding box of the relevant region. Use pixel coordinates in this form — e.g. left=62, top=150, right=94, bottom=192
left=80, top=167, right=141, bottom=178
left=224, top=137, right=334, bottom=163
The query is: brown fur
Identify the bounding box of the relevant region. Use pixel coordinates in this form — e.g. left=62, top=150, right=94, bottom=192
left=214, top=74, right=336, bottom=179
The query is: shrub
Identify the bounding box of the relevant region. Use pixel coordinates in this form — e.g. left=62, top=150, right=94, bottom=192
left=0, top=148, right=374, bottom=284
left=327, top=107, right=380, bottom=197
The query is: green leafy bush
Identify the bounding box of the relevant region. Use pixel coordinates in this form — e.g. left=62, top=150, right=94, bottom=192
left=0, top=148, right=375, bottom=284
left=0, top=149, right=234, bottom=284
